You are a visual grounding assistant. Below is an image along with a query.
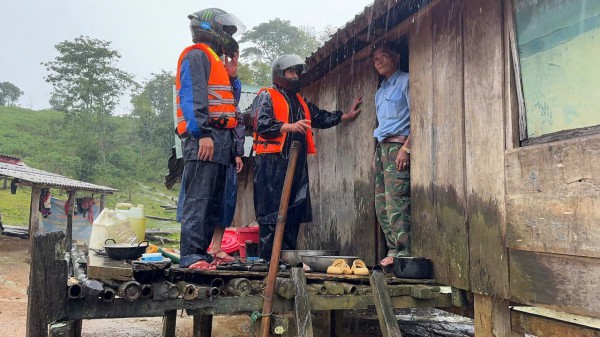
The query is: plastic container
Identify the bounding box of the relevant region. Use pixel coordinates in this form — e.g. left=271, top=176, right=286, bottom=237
left=114, top=203, right=146, bottom=243
left=208, top=228, right=239, bottom=254
left=141, top=253, right=164, bottom=262
left=89, top=209, right=136, bottom=250
left=237, top=226, right=259, bottom=246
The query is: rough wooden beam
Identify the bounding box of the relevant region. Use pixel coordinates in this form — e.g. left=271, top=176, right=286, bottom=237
left=291, top=268, right=313, bottom=337
left=474, top=294, right=510, bottom=337
left=28, top=186, right=41, bottom=247
left=162, top=310, right=177, bottom=337
left=370, top=271, right=402, bottom=337
left=193, top=315, right=212, bottom=337
left=26, top=231, right=69, bottom=337
left=511, top=306, right=600, bottom=337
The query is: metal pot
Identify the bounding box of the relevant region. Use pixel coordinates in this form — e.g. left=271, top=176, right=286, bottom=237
left=103, top=239, right=149, bottom=260
left=393, top=257, right=432, bottom=279
left=281, top=250, right=338, bottom=266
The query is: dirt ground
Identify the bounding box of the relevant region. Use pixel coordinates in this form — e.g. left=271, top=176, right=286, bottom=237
left=0, top=235, right=253, bottom=337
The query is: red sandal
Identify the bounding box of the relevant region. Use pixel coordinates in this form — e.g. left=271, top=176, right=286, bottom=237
left=212, top=250, right=235, bottom=265
left=189, top=260, right=216, bottom=271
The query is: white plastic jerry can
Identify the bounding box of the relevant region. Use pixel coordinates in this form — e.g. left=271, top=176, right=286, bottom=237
left=114, top=203, right=146, bottom=243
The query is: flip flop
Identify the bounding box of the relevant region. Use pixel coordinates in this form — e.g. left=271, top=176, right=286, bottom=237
left=326, top=259, right=351, bottom=275
left=351, top=259, right=370, bottom=276
left=212, top=250, right=235, bottom=265
left=189, top=260, right=216, bottom=271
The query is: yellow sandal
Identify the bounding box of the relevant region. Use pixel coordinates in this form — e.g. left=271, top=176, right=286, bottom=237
left=351, top=259, right=370, bottom=276
left=326, top=259, right=351, bottom=275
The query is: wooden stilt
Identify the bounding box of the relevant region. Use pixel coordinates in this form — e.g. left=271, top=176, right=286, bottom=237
left=193, top=314, right=213, bottom=337
left=26, top=231, right=69, bottom=337
left=474, top=294, right=510, bottom=337
left=331, top=310, right=345, bottom=337
left=162, top=310, right=177, bottom=337
left=28, top=186, right=41, bottom=247
left=369, top=271, right=402, bottom=337
left=291, top=267, right=313, bottom=337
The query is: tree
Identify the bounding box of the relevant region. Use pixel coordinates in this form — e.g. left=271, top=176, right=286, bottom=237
left=0, top=82, right=23, bottom=106
left=130, top=71, right=175, bottom=157
left=238, top=19, right=322, bottom=85
left=42, top=36, right=138, bottom=180
left=240, top=19, right=321, bottom=64
left=42, top=36, right=137, bottom=116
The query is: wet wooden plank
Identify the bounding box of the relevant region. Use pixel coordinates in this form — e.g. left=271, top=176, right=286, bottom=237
left=87, top=251, right=133, bottom=281
left=506, top=134, right=600, bottom=258
left=409, top=0, right=450, bottom=286
left=291, top=268, right=313, bottom=337
left=370, top=271, right=402, bottom=337
left=473, top=294, right=510, bottom=337
left=26, top=231, right=69, bottom=337
left=300, top=56, right=379, bottom=265
left=432, top=0, right=470, bottom=290
left=462, top=0, right=509, bottom=297
left=511, top=306, right=600, bottom=337
left=69, top=292, right=453, bottom=320
left=509, top=249, right=600, bottom=317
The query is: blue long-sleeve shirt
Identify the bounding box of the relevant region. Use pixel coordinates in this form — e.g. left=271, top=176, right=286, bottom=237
left=373, top=70, right=410, bottom=141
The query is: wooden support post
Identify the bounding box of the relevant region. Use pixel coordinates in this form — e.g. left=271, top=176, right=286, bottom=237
left=474, top=294, right=510, bottom=337
left=99, top=194, right=107, bottom=211
left=331, top=310, right=345, bottom=337
left=193, top=314, right=213, bottom=337
left=291, top=267, right=313, bottom=337
left=26, top=231, right=69, bottom=337
left=66, top=190, right=76, bottom=253
left=162, top=310, right=177, bottom=337
left=369, top=271, right=402, bottom=337
left=28, top=185, right=41, bottom=247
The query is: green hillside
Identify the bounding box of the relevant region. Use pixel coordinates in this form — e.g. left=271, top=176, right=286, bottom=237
left=0, top=106, right=180, bottom=234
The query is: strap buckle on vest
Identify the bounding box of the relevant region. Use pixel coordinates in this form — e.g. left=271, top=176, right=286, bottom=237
left=208, top=115, right=231, bottom=129
left=253, top=139, right=281, bottom=149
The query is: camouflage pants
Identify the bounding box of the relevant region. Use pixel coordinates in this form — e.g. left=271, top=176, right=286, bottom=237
left=374, top=142, right=411, bottom=256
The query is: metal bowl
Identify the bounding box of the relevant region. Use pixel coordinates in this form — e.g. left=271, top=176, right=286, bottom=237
left=281, top=250, right=338, bottom=266
left=300, top=255, right=358, bottom=273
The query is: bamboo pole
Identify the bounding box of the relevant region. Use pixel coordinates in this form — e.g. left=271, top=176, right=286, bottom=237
left=260, top=141, right=301, bottom=337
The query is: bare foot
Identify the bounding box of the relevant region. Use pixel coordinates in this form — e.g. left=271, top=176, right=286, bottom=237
left=302, top=263, right=311, bottom=271
left=380, top=256, right=394, bottom=267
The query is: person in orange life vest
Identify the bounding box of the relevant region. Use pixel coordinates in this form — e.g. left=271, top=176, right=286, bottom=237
left=251, top=54, right=363, bottom=260
left=176, top=8, right=245, bottom=270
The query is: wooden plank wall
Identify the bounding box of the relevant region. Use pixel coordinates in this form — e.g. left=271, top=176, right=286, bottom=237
left=411, top=0, right=509, bottom=296
left=506, top=134, right=600, bottom=316
left=462, top=0, right=509, bottom=297
left=410, top=0, right=471, bottom=290
left=300, top=57, right=379, bottom=265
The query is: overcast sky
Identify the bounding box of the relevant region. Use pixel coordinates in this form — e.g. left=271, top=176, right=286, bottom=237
left=0, top=0, right=371, bottom=113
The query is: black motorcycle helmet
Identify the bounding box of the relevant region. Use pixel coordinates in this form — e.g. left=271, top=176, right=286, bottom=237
left=272, top=54, right=308, bottom=92
left=188, top=8, right=245, bottom=57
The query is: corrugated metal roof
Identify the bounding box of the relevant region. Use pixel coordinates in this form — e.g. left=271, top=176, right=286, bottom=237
left=0, top=161, right=117, bottom=193
left=304, top=0, right=430, bottom=84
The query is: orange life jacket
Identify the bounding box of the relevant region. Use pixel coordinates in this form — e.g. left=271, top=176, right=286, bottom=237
left=253, top=88, right=316, bottom=155
left=175, top=43, right=237, bottom=136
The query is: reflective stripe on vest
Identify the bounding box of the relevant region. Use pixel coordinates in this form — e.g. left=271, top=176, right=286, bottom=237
left=175, top=43, right=237, bottom=136
left=253, top=88, right=316, bottom=155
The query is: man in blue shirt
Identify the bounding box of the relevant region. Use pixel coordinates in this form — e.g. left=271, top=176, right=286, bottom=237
left=372, top=41, right=411, bottom=267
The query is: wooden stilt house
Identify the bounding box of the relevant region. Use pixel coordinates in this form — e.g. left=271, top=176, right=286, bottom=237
left=294, top=0, right=600, bottom=334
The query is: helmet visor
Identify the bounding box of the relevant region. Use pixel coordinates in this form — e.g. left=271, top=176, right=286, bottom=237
left=215, top=13, right=246, bottom=37
left=276, top=54, right=308, bottom=74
